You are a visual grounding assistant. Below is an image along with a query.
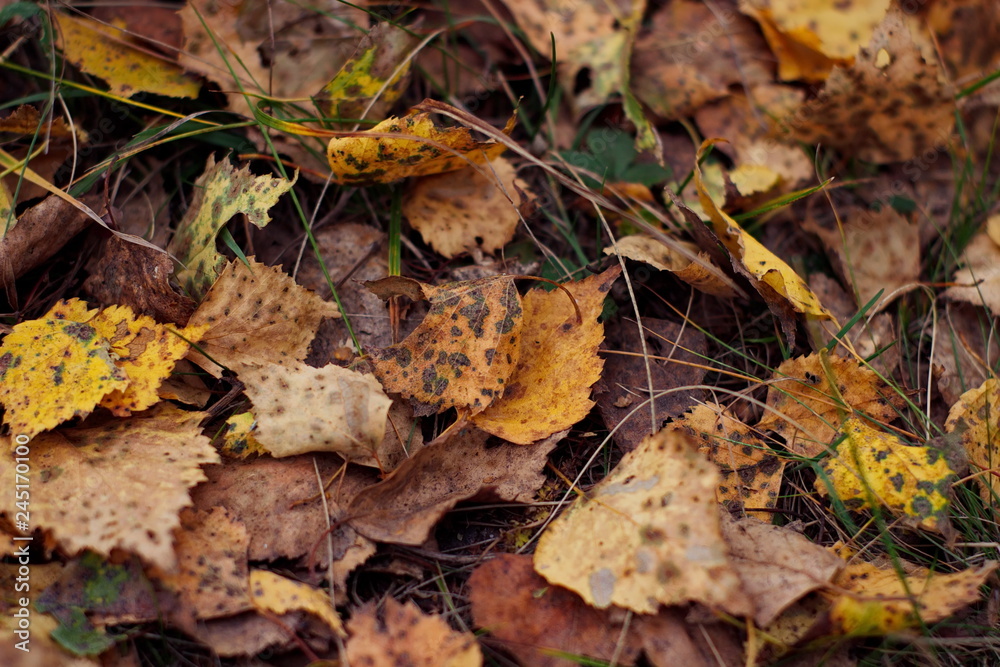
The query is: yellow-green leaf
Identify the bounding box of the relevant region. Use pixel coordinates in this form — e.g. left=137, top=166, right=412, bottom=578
left=816, top=417, right=956, bottom=536
left=167, top=156, right=297, bottom=298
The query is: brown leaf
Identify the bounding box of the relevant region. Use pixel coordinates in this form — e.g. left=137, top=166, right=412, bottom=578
left=595, top=318, right=707, bottom=452
left=469, top=554, right=641, bottom=667
left=472, top=266, right=620, bottom=444
left=349, top=427, right=560, bottom=545
left=346, top=598, right=482, bottom=667
left=0, top=405, right=219, bottom=570
left=932, top=302, right=998, bottom=406
left=635, top=610, right=745, bottom=667
left=84, top=234, right=195, bottom=325
left=0, top=195, right=92, bottom=283
left=944, top=216, right=1000, bottom=316
left=367, top=276, right=523, bottom=416
left=186, top=258, right=339, bottom=377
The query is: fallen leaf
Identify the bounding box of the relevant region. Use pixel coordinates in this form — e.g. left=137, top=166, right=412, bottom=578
left=367, top=275, right=523, bottom=416
left=0, top=303, right=128, bottom=439
left=167, top=156, right=297, bottom=298
left=740, top=0, right=891, bottom=81
left=778, top=6, right=955, bottom=163
left=720, top=513, right=842, bottom=626
left=249, top=569, right=345, bottom=637
left=217, top=412, right=267, bottom=459
left=346, top=598, right=482, bottom=667
left=933, top=302, right=998, bottom=406
left=349, top=427, right=559, bottom=545
left=533, top=428, right=752, bottom=615
left=313, top=21, right=417, bottom=126
left=693, top=140, right=832, bottom=344
left=471, top=266, right=619, bottom=444
left=670, top=403, right=786, bottom=519
left=403, top=157, right=531, bottom=259
left=468, top=554, right=641, bottom=667
left=805, top=206, right=920, bottom=311
left=238, top=361, right=391, bottom=460
left=757, top=352, right=905, bottom=457
left=151, top=507, right=251, bottom=621
left=635, top=609, right=746, bottom=667
left=944, top=215, right=1000, bottom=316
left=0, top=405, right=219, bottom=570
left=631, top=0, right=772, bottom=120
left=185, top=257, right=339, bottom=377
left=604, top=236, right=739, bottom=298
left=53, top=12, right=200, bottom=98
left=83, top=235, right=196, bottom=325
left=326, top=108, right=515, bottom=184
left=190, top=611, right=301, bottom=658
left=946, top=378, right=1000, bottom=504
left=816, top=417, right=956, bottom=536
left=825, top=551, right=997, bottom=635
left=595, top=317, right=707, bottom=452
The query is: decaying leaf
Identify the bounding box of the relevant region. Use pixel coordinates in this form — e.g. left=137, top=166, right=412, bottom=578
left=740, top=0, right=891, bottom=81
left=348, top=427, right=559, bottom=545
left=468, top=554, right=641, bottom=667
left=944, top=215, right=1000, bottom=317
left=816, top=417, right=956, bottom=536
left=403, top=157, right=531, bottom=259
left=217, top=412, right=267, bottom=459
left=238, top=362, right=391, bottom=460
left=326, top=108, right=515, bottom=184
left=534, top=428, right=752, bottom=615
left=367, top=275, right=523, bottom=416
left=946, top=378, right=1000, bottom=503
left=671, top=403, right=786, bottom=519
left=185, top=257, right=339, bottom=377
left=0, top=405, right=219, bottom=570
left=693, top=140, right=832, bottom=343
left=757, top=352, right=905, bottom=457
left=313, top=21, right=417, bottom=126
left=167, top=156, right=297, bottom=298
left=53, top=12, right=200, bottom=98
left=347, top=598, right=482, bottom=667
left=635, top=609, right=746, bottom=667
left=471, top=266, right=619, bottom=444
left=604, top=235, right=739, bottom=298
left=825, top=550, right=997, bottom=636
left=250, top=569, right=345, bottom=637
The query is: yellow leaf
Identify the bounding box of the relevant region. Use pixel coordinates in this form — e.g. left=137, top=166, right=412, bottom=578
left=403, top=157, right=533, bottom=259
left=167, top=156, right=297, bottom=298
left=185, top=257, right=338, bottom=377
left=326, top=109, right=515, bottom=184
left=238, top=362, right=391, bottom=460
left=946, top=378, right=1000, bottom=503
left=471, top=266, right=619, bottom=444
left=367, top=276, right=523, bottom=416
left=249, top=569, right=345, bottom=637
left=0, top=303, right=128, bottom=440
left=816, top=417, right=956, bottom=535
left=0, top=404, right=219, bottom=569
left=533, top=429, right=752, bottom=615
left=218, top=412, right=266, bottom=459
left=757, top=352, right=905, bottom=457
left=826, top=553, right=997, bottom=636
left=53, top=12, right=200, bottom=98
left=694, top=140, right=831, bottom=323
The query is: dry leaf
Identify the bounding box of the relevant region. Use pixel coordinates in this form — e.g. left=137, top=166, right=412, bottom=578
left=671, top=403, right=785, bottom=519
left=238, top=362, right=391, bottom=460
left=946, top=378, right=1000, bottom=504
left=216, top=412, right=267, bottom=459
left=944, top=216, right=1000, bottom=316
left=757, top=353, right=905, bottom=457
left=533, top=428, right=752, bottom=615
left=347, top=598, right=482, bottom=667
left=471, top=266, right=619, bottom=444
left=933, top=302, right=998, bottom=406
left=403, top=157, right=531, bottom=259
left=167, top=156, right=296, bottom=298
left=185, top=257, right=338, bottom=377
left=604, top=236, right=739, bottom=298
left=816, top=417, right=956, bottom=536
left=468, top=554, right=641, bottom=667
left=367, top=275, right=522, bottom=416
left=53, top=12, right=199, bottom=98
left=250, top=569, right=345, bottom=637
left=326, top=108, right=515, bottom=184
left=349, top=427, right=559, bottom=545
left=0, top=405, right=219, bottom=570
left=635, top=609, right=745, bottom=667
